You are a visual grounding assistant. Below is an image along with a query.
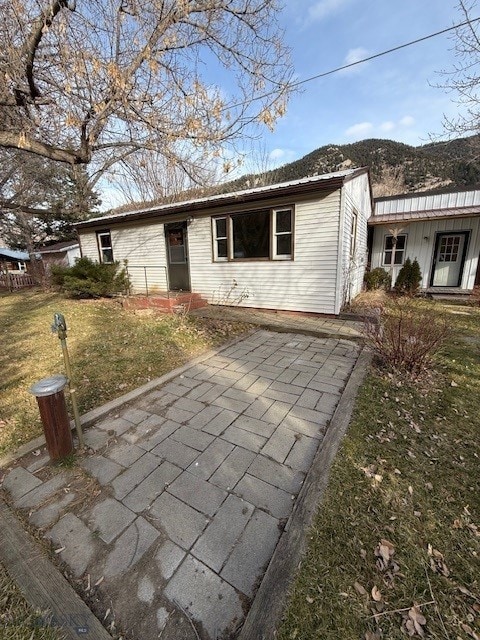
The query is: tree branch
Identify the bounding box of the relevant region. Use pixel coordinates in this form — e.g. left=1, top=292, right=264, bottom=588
left=25, top=0, right=73, bottom=100
left=0, top=130, right=89, bottom=164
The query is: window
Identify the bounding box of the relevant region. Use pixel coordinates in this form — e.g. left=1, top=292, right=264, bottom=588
left=438, top=235, right=460, bottom=262
left=273, top=208, right=293, bottom=259
left=212, top=207, right=293, bottom=261
left=350, top=211, right=358, bottom=259
left=383, top=234, right=406, bottom=266
left=96, top=230, right=114, bottom=263
left=213, top=217, right=228, bottom=261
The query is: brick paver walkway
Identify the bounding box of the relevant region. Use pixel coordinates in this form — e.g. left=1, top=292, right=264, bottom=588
left=2, top=330, right=360, bottom=639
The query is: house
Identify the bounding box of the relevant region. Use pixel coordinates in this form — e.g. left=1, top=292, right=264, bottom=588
left=0, top=248, right=29, bottom=273
left=369, top=189, right=480, bottom=293
left=0, top=248, right=33, bottom=290
left=76, top=168, right=373, bottom=315
left=38, top=240, right=81, bottom=272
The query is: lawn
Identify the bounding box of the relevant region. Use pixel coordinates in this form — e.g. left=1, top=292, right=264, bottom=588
left=278, top=300, right=480, bottom=639
left=0, top=290, right=249, bottom=457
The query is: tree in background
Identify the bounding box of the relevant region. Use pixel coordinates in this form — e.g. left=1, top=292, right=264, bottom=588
left=0, top=0, right=293, bottom=203
left=0, top=150, right=100, bottom=281
left=436, top=1, right=480, bottom=141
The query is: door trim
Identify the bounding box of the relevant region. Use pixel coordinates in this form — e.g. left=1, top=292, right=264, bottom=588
left=164, top=221, right=191, bottom=292
left=429, top=230, right=470, bottom=288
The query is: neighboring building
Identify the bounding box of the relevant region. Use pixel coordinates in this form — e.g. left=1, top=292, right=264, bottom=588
left=38, top=240, right=81, bottom=271
left=76, top=169, right=373, bottom=315
left=0, top=248, right=29, bottom=273
left=369, top=189, right=480, bottom=292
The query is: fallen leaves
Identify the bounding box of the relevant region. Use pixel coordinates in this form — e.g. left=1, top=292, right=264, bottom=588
left=427, top=544, right=450, bottom=577
left=402, top=605, right=427, bottom=637
left=371, top=586, right=383, bottom=602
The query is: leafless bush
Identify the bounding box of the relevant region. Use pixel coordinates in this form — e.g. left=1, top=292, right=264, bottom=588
left=364, top=298, right=451, bottom=377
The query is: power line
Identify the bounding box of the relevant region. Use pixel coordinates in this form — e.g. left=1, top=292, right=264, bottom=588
left=290, top=16, right=480, bottom=90
left=227, top=16, right=480, bottom=112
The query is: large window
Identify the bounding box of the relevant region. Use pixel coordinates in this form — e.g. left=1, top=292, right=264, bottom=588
left=212, top=207, right=293, bottom=261
left=96, top=230, right=114, bottom=263
left=383, top=234, right=406, bottom=266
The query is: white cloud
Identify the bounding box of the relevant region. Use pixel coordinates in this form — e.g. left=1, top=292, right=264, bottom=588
left=399, top=115, right=415, bottom=127
left=269, top=148, right=286, bottom=161
left=345, top=122, right=374, bottom=138
left=344, top=47, right=369, bottom=67
left=307, top=0, right=350, bottom=23
left=380, top=121, right=395, bottom=132
left=344, top=116, right=416, bottom=141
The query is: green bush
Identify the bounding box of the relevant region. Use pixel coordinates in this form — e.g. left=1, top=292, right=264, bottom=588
left=51, top=257, right=129, bottom=298
left=394, top=257, right=422, bottom=296
left=364, top=267, right=392, bottom=291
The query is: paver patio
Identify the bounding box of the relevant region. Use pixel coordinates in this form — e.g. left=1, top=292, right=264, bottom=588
left=1, top=329, right=360, bottom=639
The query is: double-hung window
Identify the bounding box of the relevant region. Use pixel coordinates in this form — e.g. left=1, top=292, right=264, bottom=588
left=383, top=234, right=406, bottom=266
left=212, top=207, right=294, bottom=261
left=96, top=230, right=114, bottom=263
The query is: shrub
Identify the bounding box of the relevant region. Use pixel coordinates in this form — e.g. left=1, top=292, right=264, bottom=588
left=51, top=257, right=129, bottom=298
left=364, top=297, right=450, bottom=377
left=364, top=267, right=392, bottom=291
left=394, top=257, right=422, bottom=296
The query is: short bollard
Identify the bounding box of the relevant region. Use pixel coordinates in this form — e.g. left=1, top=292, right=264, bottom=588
left=29, top=374, right=73, bottom=462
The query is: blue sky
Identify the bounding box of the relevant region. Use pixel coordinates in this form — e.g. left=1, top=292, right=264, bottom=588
left=101, top=1, right=467, bottom=208
left=254, top=0, right=465, bottom=168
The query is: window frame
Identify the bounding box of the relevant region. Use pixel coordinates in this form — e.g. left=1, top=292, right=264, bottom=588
left=349, top=210, right=358, bottom=259
left=96, top=229, right=114, bottom=264
left=382, top=233, right=407, bottom=266
left=212, top=216, right=228, bottom=262
left=212, top=206, right=294, bottom=262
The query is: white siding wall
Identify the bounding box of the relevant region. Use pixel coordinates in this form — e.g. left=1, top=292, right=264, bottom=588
left=339, top=174, right=372, bottom=309
left=79, top=222, right=168, bottom=294
left=189, top=190, right=342, bottom=314
left=371, top=216, right=480, bottom=289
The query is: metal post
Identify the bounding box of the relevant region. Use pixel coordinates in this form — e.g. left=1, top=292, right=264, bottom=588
left=52, top=313, right=84, bottom=447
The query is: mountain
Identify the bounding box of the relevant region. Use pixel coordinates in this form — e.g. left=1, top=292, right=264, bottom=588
left=219, top=135, right=480, bottom=198
left=111, top=135, right=480, bottom=215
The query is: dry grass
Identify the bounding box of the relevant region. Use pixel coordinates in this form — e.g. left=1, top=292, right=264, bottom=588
left=278, top=301, right=480, bottom=640
left=0, top=290, right=249, bottom=456
left=0, top=562, right=65, bottom=639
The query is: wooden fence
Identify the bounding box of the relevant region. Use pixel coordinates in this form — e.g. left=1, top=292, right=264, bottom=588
left=0, top=272, right=36, bottom=290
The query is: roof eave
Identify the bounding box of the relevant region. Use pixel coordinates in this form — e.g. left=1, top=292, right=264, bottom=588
left=75, top=169, right=368, bottom=230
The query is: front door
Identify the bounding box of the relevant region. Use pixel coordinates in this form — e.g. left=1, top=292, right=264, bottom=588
left=165, top=222, right=190, bottom=291
left=431, top=232, right=469, bottom=287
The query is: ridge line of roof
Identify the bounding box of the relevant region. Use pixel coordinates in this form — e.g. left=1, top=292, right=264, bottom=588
left=76, top=167, right=367, bottom=229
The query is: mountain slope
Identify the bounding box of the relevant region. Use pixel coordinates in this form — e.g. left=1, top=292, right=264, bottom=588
left=221, top=135, right=480, bottom=197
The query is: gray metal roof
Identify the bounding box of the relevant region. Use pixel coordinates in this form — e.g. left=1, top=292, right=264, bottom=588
left=76, top=168, right=368, bottom=229
left=370, top=189, right=480, bottom=225
left=0, top=248, right=29, bottom=261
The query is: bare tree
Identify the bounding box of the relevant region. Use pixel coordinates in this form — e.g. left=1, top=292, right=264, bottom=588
left=0, top=0, right=293, bottom=197
left=435, top=1, right=480, bottom=140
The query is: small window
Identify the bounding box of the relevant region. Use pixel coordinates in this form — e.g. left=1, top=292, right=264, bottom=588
left=213, top=217, right=228, bottom=261
left=97, top=230, right=114, bottom=263
left=383, top=234, right=406, bottom=266
left=350, top=211, right=358, bottom=259
left=273, top=208, right=293, bottom=259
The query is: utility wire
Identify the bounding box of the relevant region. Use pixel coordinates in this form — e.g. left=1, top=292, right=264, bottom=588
left=226, top=16, right=480, bottom=112
left=289, top=16, right=480, bottom=90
